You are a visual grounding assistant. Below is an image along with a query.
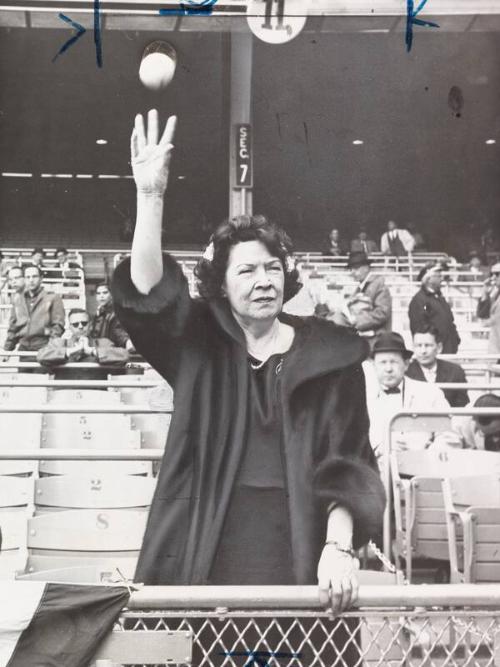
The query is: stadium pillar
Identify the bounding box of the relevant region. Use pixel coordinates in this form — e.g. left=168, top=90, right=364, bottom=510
left=229, top=32, right=253, bottom=218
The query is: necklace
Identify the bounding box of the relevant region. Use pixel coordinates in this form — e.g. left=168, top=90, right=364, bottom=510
left=247, top=321, right=280, bottom=368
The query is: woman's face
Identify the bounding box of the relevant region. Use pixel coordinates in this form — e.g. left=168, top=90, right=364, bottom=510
left=223, top=240, right=285, bottom=326
left=96, top=285, right=111, bottom=306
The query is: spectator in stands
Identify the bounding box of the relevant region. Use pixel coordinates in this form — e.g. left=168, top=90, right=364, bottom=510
left=30, top=248, right=46, bottom=268
left=350, top=229, right=377, bottom=254
left=366, top=332, right=449, bottom=464
left=477, top=262, right=500, bottom=356
left=6, top=266, right=24, bottom=296
left=341, top=251, right=392, bottom=343
left=37, top=307, right=129, bottom=379
left=462, top=251, right=488, bottom=283
left=408, top=263, right=460, bottom=354
left=90, top=283, right=135, bottom=351
left=406, top=325, right=468, bottom=407
left=111, top=110, right=385, bottom=629
left=445, top=394, right=500, bottom=452
left=2, top=265, right=65, bottom=352
left=380, top=220, right=415, bottom=256
left=324, top=228, right=347, bottom=256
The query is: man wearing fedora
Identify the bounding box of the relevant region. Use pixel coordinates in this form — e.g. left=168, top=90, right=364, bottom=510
left=408, top=262, right=460, bottom=354
left=365, top=332, right=449, bottom=466
left=344, top=251, right=392, bottom=344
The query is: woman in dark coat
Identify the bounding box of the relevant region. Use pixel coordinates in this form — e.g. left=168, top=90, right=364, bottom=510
left=112, top=111, right=385, bottom=624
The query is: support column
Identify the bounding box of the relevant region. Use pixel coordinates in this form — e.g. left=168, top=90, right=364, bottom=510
left=229, top=32, right=253, bottom=218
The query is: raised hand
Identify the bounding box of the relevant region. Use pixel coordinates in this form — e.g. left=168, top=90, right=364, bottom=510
left=131, top=110, right=177, bottom=195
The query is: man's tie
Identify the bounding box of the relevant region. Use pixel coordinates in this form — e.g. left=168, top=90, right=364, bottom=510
left=383, top=387, right=401, bottom=394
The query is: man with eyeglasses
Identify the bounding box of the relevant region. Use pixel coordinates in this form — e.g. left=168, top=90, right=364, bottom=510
left=37, top=307, right=129, bottom=379
left=477, top=262, right=500, bottom=356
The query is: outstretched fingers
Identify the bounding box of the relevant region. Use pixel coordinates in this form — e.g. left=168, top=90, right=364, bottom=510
left=134, top=113, right=147, bottom=152
left=147, top=108, right=159, bottom=146
left=160, top=114, right=177, bottom=149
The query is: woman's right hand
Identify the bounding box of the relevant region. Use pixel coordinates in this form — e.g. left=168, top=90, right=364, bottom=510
left=131, top=110, right=177, bottom=195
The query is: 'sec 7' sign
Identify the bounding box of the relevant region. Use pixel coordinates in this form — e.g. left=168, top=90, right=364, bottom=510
left=235, top=124, right=253, bottom=189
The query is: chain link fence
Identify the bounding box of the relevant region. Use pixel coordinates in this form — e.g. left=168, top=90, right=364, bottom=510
left=93, top=585, right=500, bottom=666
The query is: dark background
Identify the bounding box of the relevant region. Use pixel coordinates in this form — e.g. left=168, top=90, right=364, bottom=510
left=1, top=23, right=499, bottom=255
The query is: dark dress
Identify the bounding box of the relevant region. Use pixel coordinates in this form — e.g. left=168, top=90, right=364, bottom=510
left=209, top=352, right=294, bottom=585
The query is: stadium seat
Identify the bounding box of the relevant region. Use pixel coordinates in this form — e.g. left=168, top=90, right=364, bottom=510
left=0, top=414, right=42, bottom=475
left=443, top=474, right=500, bottom=583
left=47, top=389, right=122, bottom=404
left=34, top=475, right=156, bottom=512
left=391, top=449, right=500, bottom=581
left=0, top=476, right=34, bottom=578
left=23, top=508, right=147, bottom=580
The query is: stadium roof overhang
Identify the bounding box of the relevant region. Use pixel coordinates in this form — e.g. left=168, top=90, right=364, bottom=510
left=0, top=0, right=499, bottom=31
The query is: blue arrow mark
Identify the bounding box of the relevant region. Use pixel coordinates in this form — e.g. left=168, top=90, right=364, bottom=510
left=52, top=13, right=87, bottom=62
left=406, top=0, right=439, bottom=52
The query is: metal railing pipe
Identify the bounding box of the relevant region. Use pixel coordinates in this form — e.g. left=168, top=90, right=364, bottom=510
left=127, top=584, right=500, bottom=610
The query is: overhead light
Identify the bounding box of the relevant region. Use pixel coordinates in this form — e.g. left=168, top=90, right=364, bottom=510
left=352, top=140, right=364, bottom=145
left=96, top=139, right=108, bottom=145
left=177, top=175, right=186, bottom=180
left=485, top=139, right=496, bottom=145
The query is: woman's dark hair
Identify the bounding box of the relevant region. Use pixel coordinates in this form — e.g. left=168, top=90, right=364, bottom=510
left=194, top=214, right=301, bottom=302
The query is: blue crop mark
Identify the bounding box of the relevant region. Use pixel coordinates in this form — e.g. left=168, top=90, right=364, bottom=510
left=54, top=0, right=102, bottom=67
left=221, top=650, right=302, bottom=667
left=159, top=0, right=217, bottom=17
left=52, top=14, right=86, bottom=62
left=406, top=0, right=439, bottom=52
left=94, top=0, right=103, bottom=68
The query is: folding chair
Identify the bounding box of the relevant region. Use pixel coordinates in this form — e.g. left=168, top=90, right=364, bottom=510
left=391, top=448, right=500, bottom=581
left=443, top=474, right=500, bottom=583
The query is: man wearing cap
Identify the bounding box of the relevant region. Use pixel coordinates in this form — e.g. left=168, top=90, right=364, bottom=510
left=344, top=251, right=392, bottom=342
left=365, top=332, right=449, bottom=466
left=408, top=263, right=460, bottom=354
left=477, top=263, right=500, bottom=355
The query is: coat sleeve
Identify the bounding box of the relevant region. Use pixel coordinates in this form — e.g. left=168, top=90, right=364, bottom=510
left=37, top=338, right=68, bottom=366
left=401, top=230, right=415, bottom=252
left=111, top=254, right=197, bottom=386
left=3, top=305, right=18, bottom=351
left=408, top=291, right=429, bottom=334
left=49, top=294, right=66, bottom=338
left=353, top=282, right=392, bottom=332
left=477, top=295, right=491, bottom=320
left=108, top=314, right=131, bottom=348
left=95, top=338, right=129, bottom=366
left=313, top=363, right=386, bottom=549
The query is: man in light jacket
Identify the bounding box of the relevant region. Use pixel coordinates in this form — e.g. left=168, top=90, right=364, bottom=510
left=380, top=220, right=415, bottom=256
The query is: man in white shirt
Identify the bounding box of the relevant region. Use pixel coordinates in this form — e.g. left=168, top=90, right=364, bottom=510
left=366, top=332, right=450, bottom=467
left=380, top=220, right=415, bottom=256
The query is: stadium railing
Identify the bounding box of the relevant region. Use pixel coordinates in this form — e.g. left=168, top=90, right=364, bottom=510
left=92, top=584, right=500, bottom=667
